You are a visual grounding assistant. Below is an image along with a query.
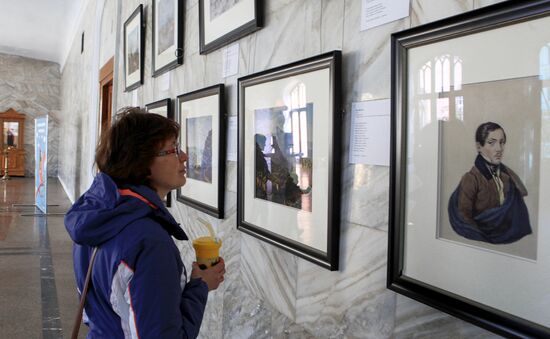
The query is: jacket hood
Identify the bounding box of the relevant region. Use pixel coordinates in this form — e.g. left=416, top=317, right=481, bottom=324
left=65, top=173, right=187, bottom=247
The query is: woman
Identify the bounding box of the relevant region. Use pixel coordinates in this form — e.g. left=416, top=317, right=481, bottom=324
left=448, top=121, right=532, bottom=244
left=65, top=108, right=225, bottom=338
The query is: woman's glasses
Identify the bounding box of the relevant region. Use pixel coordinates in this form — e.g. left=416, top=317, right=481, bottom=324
left=156, top=143, right=182, bottom=157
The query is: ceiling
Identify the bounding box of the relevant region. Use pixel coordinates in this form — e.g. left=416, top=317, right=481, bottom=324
left=0, top=0, right=86, bottom=66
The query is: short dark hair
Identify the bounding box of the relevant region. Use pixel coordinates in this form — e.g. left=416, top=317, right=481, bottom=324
left=95, top=107, right=180, bottom=187
left=475, top=122, right=506, bottom=146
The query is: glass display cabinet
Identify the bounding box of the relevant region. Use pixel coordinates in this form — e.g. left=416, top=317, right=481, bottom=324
left=1, top=109, right=26, bottom=176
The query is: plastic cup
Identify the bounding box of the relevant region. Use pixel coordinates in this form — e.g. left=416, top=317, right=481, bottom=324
left=192, top=236, right=222, bottom=270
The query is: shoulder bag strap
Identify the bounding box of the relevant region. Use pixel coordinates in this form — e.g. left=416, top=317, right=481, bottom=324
left=71, top=247, right=99, bottom=339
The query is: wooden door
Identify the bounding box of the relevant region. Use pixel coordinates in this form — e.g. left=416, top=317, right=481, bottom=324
left=0, top=109, right=26, bottom=176
left=99, top=57, right=114, bottom=138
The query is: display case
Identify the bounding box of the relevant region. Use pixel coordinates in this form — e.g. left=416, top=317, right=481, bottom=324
left=1, top=109, right=26, bottom=176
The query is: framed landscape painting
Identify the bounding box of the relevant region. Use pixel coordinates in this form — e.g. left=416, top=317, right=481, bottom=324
left=124, top=5, right=144, bottom=91
left=199, top=0, right=263, bottom=54
left=388, top=1, right=550, bottom=337
left=176, top=85, right=226, bottom=218
left=152, top=0, right=183, bottom=76
left=146, top=98, right=174, bottom=207
left=237, top=51, right=342, bottom=270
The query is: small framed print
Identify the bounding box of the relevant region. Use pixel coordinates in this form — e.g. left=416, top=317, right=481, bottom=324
left=388, top=1, right=550, bottom=337
left=124, top=5, right=145, bottom=91
left=237, top=51, right=342, bottom=271
left=152, top=0, right=184, bottom=76
left=146, top=98, right=174, bottom=207
left=199, top=0, right=262, bottom=54
left=176, top=85, right=226, bottom=218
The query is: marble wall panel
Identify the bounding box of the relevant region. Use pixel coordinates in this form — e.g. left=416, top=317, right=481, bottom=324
left=99, top=0, right=117, bottom=67
left=394, top=295, right=500, bottom=338
left=321, top=0, right=344, bottom=53
left=252, top=0, right=320, bottom=72
left=206, top=34, right=254, bottom=89
left=295, top=224, right=394, bottom=338
left=474, top=0, right=508, bottom=9
left=142, top=3, right=155, bottom=106
left=341, top=165, right=390, bottom=231
left=342, top=0, right=406, bottom=102
left=222, top=276, right=272, bottom=339
left=266, top=0, right=298, bottom=15
left=0, top=53, right=61, bottom=178
left=271, top=310, right=316, bottom=339
left=204, top=49, right=224, bottom=87
left=185, top=1, right=200, bottom=58
left=303, top=1, right=323, bottom=57
left=339, top=0, right=405, bottom=235
left=177, top=51, right=208, bottom=94
left=411, top=0, right=473, bottom=27
left=57, top=0, right=99, bottom=200
left=240, top=233, right=298, bottom=320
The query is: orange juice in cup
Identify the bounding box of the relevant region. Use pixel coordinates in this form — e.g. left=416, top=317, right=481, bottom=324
left=192, top=236, right=222, bottom=270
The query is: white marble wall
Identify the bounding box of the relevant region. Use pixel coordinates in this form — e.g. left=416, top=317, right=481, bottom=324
left=60, top=0, right=513, bottom=338
left=58, top=0, right=101, bottom=200
left=0, top=53, right=61, bottom=177
left=99, top=0, right=117, bottom=68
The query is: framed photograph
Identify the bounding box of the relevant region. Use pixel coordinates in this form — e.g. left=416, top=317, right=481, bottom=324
left=176, top=84, right=226, bottom=218
left=152, top=0, right=183, bottom=77
left=388, top=1, right=550, bottom=337
left=146, top=98, right=174, bottom=207
left=199, top=0, right=263, bottom=54
left=237, top=51, right=342, bottom=270
left=124, top=5, right=144, bottom=91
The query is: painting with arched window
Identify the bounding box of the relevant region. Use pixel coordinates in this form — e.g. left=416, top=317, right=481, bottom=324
left=389, top=1, right=550, bottom=337
left=238, top=51, right=341, bottom=271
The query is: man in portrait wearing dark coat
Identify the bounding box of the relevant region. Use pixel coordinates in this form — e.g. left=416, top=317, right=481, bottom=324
left=448, top=122, right=532, bottom=244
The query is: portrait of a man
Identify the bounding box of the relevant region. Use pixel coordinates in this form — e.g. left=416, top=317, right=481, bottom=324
left=448, top=122, right=532, bottom=244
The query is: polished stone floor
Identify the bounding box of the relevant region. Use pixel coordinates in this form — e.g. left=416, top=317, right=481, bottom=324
left=0, top=177, right=87, bottom=338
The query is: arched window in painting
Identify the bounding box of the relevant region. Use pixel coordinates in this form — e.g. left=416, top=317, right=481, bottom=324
left=289, top=83, right=309, bottom=158
left=434, top=55, right=451, bottom=93
left=416, top=55, right=464, bottom=126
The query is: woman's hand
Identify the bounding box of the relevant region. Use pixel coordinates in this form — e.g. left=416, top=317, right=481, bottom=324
left=191, top=257, right=226, bottom=291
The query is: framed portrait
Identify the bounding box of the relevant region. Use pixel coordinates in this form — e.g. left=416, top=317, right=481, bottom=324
left=199, top=0, right=263, bottom=54
left=146, top=98, right=174, bottom=207
left=388, top=1, right=550, bottom=337
left=237, top=51, right=342, bottom=271
left=176, top=84, right=226, bottom=218
left=3, top=121, right=19, bottom=148
left=152, top=0, right=183, bottom=77
left=124, top=5, right=144, bottom=92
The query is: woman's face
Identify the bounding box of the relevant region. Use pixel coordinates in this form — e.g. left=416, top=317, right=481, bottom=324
left=477, top=129, right=505, bottom=165
left=148, top=137, right=188, bottom=197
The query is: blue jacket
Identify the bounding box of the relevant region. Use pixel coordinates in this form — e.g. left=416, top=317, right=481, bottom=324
left=65, top=173, right=208, bottom=338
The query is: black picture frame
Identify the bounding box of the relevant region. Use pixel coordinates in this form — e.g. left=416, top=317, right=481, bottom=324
left=237, top=51, right=342, bottom=271
left=388, top=1, right=550, bottom=337
left=124, top=4, right=145, bottom=92
left=176, top=84, right=226, bottom=218
left=152, top=0, right=184, bottom=77
left=199, top=0, right=263, bottom=54
left=145, top=98, right=174, bottom=207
